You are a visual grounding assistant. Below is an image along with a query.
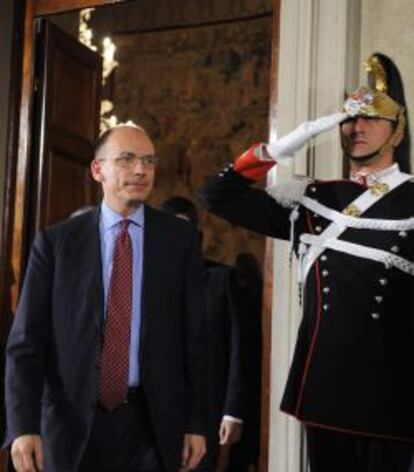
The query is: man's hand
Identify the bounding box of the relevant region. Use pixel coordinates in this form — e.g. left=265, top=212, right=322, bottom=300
left=180, top=433, right=206, bottom=471
left=219, top=419, right=243, bottom=445
left=11, top=435, right=44, bottom=472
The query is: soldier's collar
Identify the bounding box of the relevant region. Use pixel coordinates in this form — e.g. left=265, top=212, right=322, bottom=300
left=350, top=163, right=400, bottom=187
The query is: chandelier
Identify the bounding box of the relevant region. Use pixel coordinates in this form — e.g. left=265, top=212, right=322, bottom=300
left=79, top=8, right=119, bottom=133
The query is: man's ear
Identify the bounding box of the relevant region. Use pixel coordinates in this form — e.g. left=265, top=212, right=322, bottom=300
left=393, top=128, right=404, bottom=148
left=91, top=159, right=104, bottom=183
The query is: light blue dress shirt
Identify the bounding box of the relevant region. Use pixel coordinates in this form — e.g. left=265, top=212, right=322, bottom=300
left=99, top=201, right=144, bottom=386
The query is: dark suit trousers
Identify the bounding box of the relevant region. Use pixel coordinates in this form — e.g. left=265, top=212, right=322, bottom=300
left=78, top=389, right=165, bottom=472
left=306, top=426, right=414, bottom=472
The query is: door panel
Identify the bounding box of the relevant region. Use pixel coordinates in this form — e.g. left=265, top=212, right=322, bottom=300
left=47, top=151, right=99, bottom=223
left=32, top=19, right=102, bottom=232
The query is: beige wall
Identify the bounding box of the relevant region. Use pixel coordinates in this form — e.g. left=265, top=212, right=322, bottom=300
left=360, top=0, right=414, bottom=166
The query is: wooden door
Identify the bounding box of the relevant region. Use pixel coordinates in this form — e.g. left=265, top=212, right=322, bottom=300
left=30, top=19, right=102, bottom=235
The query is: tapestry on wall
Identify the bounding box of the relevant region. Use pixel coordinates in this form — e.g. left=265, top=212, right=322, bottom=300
left=112, top=15, right=272, bottom=265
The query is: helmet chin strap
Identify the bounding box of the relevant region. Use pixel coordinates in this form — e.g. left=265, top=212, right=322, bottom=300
left=342, top=125, right=398, bottom=165
left=346, top=148, right=382, bottom=163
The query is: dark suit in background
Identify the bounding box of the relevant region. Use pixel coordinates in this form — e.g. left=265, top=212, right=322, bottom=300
left=197, top=260, right=244, bottom=471
left=228, top=253, right=262, bottom=472
left=160, top=197, right=244, bottom=472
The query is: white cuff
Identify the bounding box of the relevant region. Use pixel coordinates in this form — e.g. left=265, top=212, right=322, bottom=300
left=222, top=415, right=243, bottom=424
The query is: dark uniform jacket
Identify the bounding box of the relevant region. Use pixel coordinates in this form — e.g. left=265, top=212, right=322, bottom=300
left=5, top=206, right=208, bottom=471
left=200, top=166, right=414, bottom=442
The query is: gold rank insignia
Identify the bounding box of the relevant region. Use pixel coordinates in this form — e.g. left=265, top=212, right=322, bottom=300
left=343, top=204, right=361, bottom=217
left=370, top=181, right=390, bottom=196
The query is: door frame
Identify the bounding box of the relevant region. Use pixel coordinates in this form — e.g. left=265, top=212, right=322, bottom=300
left=3, top=2, right=280, bottom=471
left=8, top=0, right=131, bottom=310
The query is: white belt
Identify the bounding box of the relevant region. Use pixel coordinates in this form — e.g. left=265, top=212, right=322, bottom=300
left=302, top=196, right=414, bottom=231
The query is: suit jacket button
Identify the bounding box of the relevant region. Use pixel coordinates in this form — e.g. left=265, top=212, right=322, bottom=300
left=371, top=313, right=380, bottom=320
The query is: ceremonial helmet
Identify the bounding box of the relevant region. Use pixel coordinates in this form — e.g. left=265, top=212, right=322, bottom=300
left=342, top=53, right=411, bottom=172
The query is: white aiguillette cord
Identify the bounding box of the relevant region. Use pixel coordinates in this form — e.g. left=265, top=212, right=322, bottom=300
left=299, top=171, right=412, bottom=285
left=301, top=233, right=414, bottom=276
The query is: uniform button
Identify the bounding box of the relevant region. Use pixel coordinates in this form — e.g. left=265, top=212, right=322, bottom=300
left=321, top=255, right=327, bottom=262
left=379, top=278, right=388, bottom=285
left=323, top=304, right=329, bottom=311
left=323, top=287, right=330, bottom=294
left=391, top=245, right=400, bottom=253
left=322, top=270, right=329, bottom=277
left=375, top=295, right=383, bottom=303
left=218, top=172, right=224, bottom=177
left=399, top=231, right=408, bottom=238
left=313, top=213, right=319, bottom=218
left=315, top=226, right=322, bottom=232
left=371, top=312, right=380, bottom=320
left=310, top=186, right=317, bottom=193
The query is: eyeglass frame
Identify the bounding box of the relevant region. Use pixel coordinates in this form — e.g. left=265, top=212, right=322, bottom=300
left=97, top=152, right=159, bottom=168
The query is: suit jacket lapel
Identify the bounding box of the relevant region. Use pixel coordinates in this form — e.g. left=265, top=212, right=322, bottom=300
left=141, top=206, right=167, bottom=347
left=67, top=207, right=104, bottom=331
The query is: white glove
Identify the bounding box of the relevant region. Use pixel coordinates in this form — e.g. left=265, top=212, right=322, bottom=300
left=265, top=112, right=348, bottom=161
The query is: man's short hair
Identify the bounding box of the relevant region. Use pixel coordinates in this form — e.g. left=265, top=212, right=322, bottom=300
left=94, top=123, right=147, bottom=158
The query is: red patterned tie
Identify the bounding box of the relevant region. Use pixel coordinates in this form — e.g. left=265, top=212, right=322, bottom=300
left=99, top=219, right=132, bottom=411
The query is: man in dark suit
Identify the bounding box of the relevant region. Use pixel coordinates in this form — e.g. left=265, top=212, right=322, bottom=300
left=160, top=197, right=243, bottom=472
left=5, top=124, right=208, bottom=471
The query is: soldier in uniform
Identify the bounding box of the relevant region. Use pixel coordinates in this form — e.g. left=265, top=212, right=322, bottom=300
left=200, top=53, right=414, bottom=471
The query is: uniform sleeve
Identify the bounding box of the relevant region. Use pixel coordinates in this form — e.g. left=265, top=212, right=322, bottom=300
left=199, top=166, right=292, bottom=241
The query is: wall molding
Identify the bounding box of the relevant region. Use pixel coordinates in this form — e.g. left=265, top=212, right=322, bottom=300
left=267, top=1, right=361, bottom=470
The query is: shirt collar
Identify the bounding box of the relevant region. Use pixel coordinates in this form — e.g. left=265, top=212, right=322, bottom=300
left=100, top=201, right=144, bottom=231
left=350, top=163, right=400, bottom=187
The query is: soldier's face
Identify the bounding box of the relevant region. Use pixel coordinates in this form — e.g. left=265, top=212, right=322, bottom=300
left=340, top=117, right=394, bottom=159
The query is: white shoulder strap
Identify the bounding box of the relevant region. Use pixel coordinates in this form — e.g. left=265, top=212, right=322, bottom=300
left=300, top=171, right=412, bottom=284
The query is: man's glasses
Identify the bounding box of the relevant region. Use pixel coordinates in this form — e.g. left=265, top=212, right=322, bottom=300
left=98, top=154, right=159, bottom=169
